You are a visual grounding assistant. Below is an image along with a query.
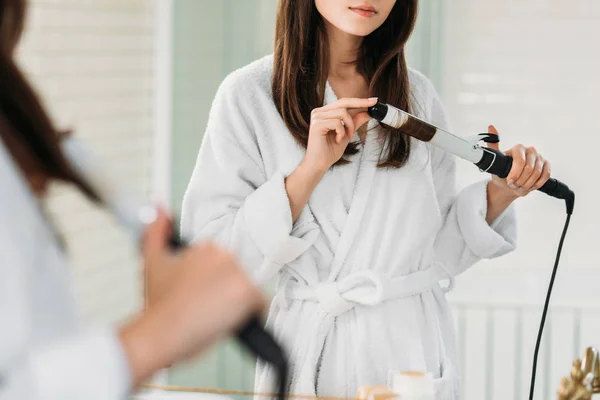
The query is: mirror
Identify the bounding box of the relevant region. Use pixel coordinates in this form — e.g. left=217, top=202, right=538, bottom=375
left=18, top=0, right=599, bottom=399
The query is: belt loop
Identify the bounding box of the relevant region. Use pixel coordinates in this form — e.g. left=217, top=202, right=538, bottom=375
left=436, top=263, right=455, bottom=293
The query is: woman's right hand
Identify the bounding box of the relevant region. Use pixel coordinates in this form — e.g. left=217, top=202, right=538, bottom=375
left=119, top=209, right=265, bottom=385
left=304, top=97, right=377, bottom=171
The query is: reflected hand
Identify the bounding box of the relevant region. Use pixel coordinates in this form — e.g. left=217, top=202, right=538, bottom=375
left=120, top=208, right=265, bottom=386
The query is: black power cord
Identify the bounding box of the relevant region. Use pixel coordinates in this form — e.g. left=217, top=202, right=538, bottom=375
left=528, top=199, right=574, bottom=400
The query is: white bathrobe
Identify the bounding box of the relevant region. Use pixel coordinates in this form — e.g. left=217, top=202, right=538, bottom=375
left=181, top=55, right=517, bottom=399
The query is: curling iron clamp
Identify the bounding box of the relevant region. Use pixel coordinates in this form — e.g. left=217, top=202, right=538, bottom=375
left=60, top=137, right=288, bottom=400
left=367, top=102, right=574, bottom=214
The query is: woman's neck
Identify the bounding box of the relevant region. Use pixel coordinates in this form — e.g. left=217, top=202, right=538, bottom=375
left=325, top=21, right=363, bottom=80
left=323, top=21, right=371, bottom=141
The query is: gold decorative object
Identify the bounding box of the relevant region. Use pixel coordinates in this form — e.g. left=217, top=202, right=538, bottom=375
left=558, top=347, right=600, bottom=399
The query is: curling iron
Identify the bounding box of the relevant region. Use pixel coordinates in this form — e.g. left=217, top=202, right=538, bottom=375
left=368, top=102, right=574, bottom=400
left=368, top=102, right=574, bottom=214
left=61, top=136, right=288, bottom=400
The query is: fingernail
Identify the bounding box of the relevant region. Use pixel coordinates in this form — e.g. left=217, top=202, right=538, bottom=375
left=369, top=97, right=378, bottom=102
left=507, top=180, right=515, bottom=188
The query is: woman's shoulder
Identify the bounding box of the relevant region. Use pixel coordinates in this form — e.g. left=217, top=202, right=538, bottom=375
left=0, top=137, right=41, bottom=249
left=407, top=67, right=436, bottom=95
left=206, top=56, right=276, bottom=143
left=407, top=67, right=442, bottom=121
left=216, top=55, right=274, bottom=103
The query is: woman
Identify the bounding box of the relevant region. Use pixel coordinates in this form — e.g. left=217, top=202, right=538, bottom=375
left=0, top=1, right=264, bottom=399
left=181, top=0, right=550, bottom=398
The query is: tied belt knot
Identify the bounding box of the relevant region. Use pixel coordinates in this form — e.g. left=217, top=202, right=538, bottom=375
left=277, top=263, right=455, bottom=317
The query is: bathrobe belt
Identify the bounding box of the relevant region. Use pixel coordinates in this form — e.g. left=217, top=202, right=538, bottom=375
left=280, top=264, right=455, bottom=317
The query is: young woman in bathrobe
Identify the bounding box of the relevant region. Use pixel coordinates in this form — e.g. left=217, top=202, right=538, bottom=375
left=181, top=0, right=551, bottom=398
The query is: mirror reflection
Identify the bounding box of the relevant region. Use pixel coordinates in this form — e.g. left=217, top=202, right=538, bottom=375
left=2, top=0, right=599, bottom=399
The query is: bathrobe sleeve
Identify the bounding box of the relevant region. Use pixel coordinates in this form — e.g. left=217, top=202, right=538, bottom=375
left=180, top=74, right=320, bottom=282
left=0, top=146, right=131, bottom=400
left=0, top=326, right=131, bottom=400
left=428, top=85, right=517, bottom=277
left=0, top=250, right=131, bottom=400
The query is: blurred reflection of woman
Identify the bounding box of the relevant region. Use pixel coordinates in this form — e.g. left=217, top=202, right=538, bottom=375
left=0, top=1, right=264, bottom=399
left=182, top=0, right=551, bottom=398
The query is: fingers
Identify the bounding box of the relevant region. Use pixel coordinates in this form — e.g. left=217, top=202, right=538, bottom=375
left=505, top=144, right=527, bottom=188
left=318, top=109, right=355, bottom=139
left=223, top=262, right=267, bottom=315
left=142, top=208, right=173, bottom=309
left=321, top=97, right=378, bottom=112
left=189, top=243, right=266, bottom=316
left=311, top=109, right=373, bottom=141
left=143, top=207, right=171, bottom=264
left=310, top=97, right=377, bottom=142
left=313, top=119, right=346, bottom=143
left=486, top=125, right=552, bottom=195
left=487, top=125, right=500, bottom=151
left=502, top=141, right=553, bottom=198
left=353, top=111, right=372, bottom=131
left=520, top=153, right=544, bottom=191
left=531, top=158, right=552, bottom=191
left=514, top=146, right=540, bottom=190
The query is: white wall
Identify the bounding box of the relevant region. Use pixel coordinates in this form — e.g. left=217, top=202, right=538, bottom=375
left=441, top=0, right=600, bottom=309
left=442, top=0, right=599, bottom=273
left=16, top=0, right=157, bottom=324
left=440, top=1, right=600, bottom=398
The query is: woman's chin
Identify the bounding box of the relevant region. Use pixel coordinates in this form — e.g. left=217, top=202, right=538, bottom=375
left=338, top=23, right=380, bottom=38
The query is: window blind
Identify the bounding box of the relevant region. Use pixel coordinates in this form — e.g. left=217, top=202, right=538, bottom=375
left=16, top=0, right=156, bottom=325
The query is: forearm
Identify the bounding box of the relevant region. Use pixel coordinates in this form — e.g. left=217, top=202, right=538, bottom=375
left=119, top=306, right=184, bottom=387
left=285, top=160, right=326, bottom=223
left=486, top=181, right=518, bottom=225
left=119, top=313, right=168, bottom=387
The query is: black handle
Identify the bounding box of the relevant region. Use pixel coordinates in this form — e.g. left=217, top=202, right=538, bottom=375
left=475, top=148, right=574, bottom=214
left=168, top=235, right=288, bottom=400
left=238, top=318, right=288, bottom=400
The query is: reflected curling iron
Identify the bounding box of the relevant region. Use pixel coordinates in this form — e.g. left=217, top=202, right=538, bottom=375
left=61, top=136, right=288, bottom=400
left=368, top=102, right=574, bottom=400
left=368, top=102, right=574, bottom=214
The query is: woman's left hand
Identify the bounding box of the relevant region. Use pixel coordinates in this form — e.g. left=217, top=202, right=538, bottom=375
left=487, top=125, right=552, bottom=198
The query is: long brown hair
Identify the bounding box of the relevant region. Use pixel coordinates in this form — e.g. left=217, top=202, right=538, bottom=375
left=0, top=0, right=98, bottom=200
left=272, top=0, right=418, bottom=167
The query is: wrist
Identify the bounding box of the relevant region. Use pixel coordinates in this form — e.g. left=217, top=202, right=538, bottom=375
left=299, top=156, right=329, bottom=179
left=119, top=310, right=174, bottom=386
left=487, top=180, right=519, bottom=205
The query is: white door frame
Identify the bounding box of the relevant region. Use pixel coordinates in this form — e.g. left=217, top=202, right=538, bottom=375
left=153, top=0, right=174, bottom=209
left=150, top=0, right=174, bottom=386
